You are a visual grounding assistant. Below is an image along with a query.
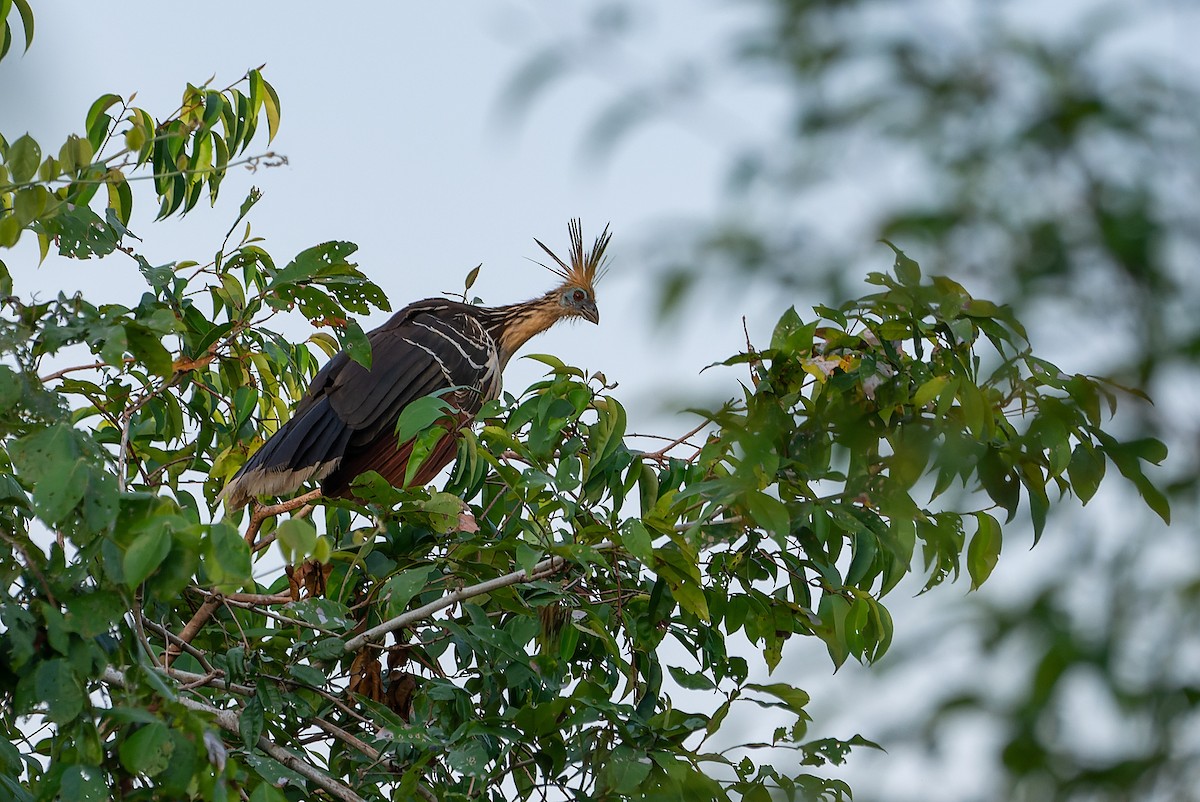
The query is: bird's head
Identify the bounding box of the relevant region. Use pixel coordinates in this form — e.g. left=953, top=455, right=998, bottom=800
left=535, top=218, right=611, bottom=325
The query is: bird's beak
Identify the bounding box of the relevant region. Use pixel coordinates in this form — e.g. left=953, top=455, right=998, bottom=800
left=580, top=300, right=600, bottom=324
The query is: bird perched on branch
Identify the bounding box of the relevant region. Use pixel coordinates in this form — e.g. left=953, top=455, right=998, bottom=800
left=220, top=219, right=611, bottom=509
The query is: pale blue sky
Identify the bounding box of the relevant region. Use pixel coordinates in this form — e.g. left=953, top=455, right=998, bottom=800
left=2, top=2, right=776, bottom=428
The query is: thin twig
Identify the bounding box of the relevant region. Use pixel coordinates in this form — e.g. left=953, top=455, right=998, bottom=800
left=186, top=589, right=293, bottom=606
left=640, top=419, right=711, bottom=464
left=101, top=667, right=366, bottom=802
left=310, top=716, right=437, bottom=801
left=345, top=541, right=616, bottom=652
left=38, top=359, right=131, bottom=383
left=743, top=315, right=761, bottom=388
left=141, top=617, right=216, bottom=674
left=131, top=591, right=158, bottom=665
left=675, top=515, right=742, bottom=532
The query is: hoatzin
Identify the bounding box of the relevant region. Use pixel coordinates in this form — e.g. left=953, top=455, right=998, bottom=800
left=220, top=220, right=611, bottom=509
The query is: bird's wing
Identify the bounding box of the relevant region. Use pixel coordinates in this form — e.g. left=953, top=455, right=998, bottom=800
left=323, top=305, right=498, bottom=446
left=309, top=304, right=498, bottom=496
left=220, top=301, right=499, bottom=507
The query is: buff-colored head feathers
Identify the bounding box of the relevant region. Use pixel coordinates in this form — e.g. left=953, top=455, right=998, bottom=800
left=534, top=218, right=612, bottom=296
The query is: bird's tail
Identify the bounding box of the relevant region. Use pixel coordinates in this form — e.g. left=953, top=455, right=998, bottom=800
left=218, top=398, right=351, bottom=509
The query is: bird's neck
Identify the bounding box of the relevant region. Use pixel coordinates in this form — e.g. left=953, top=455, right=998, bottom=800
left=482, top=291, right=565, bottom=367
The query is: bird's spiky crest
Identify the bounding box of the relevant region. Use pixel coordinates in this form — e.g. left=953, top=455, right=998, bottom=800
left=533, top=219, right=612, bottom=293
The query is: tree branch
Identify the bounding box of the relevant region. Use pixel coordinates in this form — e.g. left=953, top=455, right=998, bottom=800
left=38, top=359, right=129, bottom=383
left=309, top=718, right=437, bottom=801
left=165, top=596, right=221, bottom=668
left=165, top=492, right=322, bottom=666
left=345, top=541, right=615, bottom=652
left=245, top=490, right=322, bottom=547
left=101, top=667, right=366, bottom=802
left=638, top=419, right=712, bottom=464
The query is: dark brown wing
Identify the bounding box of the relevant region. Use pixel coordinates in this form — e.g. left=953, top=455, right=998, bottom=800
left=222, top=299, right=499, bottom=507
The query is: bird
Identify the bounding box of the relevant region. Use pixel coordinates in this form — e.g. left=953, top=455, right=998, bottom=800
left=219, top=219, right=611, bottom=509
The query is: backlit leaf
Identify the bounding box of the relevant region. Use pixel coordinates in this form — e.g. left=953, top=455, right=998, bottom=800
left=967, top=512, right=1001, bottom=589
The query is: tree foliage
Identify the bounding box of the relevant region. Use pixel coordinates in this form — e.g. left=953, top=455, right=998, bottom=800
left=0, top=4, right=1170, bottom=801
left=503, top=2, right=1198, bottom=798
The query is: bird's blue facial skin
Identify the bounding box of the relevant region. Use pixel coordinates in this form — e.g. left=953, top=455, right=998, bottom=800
left=562, top=287, right=599, bottom=323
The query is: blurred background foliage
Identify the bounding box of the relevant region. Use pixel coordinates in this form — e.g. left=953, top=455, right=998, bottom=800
left=503, top=1, right=1199, bottom=799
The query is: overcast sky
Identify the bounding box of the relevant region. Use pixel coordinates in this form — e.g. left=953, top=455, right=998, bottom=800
left=2, top=2, right=782, bottom=433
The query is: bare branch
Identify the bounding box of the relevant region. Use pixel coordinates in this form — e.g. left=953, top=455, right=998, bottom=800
left=101, top=667, right=366, bottom=802
left=345, top=541, right=616, bottom=652
left=38, top=360, right=118, bottom=383
left=165, top=596, right=221, bottom=668
left=639, top=419, right=712, bottom=464
left=245, top=490, right=322, bottom=547
left=141, top=617, right=216, bottom=674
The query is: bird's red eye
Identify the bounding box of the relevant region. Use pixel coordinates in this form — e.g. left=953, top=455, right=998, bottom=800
left=573, top=289, right=586, bottom=302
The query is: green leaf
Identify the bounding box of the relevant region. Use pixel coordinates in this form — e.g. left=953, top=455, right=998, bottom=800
left=12, top=0, right=34, bottom=55
left=260, top=76, right=282, bottom=143
left=405, top=425, right=449, bottom=487
left=269, top=240, right=359, bottom=286
left=0, top=214, right=20, bottom=247
left=36, top=659, right=83, bottom=724
left=523, top=352, right=587, bottom=377
left=746, top=490, right=790, bottom=539
left=13, top=185, right=48, bottom=224
left=249, top=785, right=289, bottom=802
left=967, top=512, right=1001, bottom=589
left=10, top=423, right=79, bottom=484
left=118, top=723, right=173, bottom=777
left=447, top=741, right=490, bottom=777
left=6, top=132, right=40, bottom=183
left=913, top=375, right=949, bottom=407
left=463, top=262, right=481, bottom=291
left=1067, top=442, right=1104, bottom=503
left=240, top=694, right=264, bottom=749
left=82, top=468, right=119, bottom=534
left=67, top=589, right=125, bottom=637
left=1020, top=462, right=1050, bottom=543
left=339, top=318, right=372, bottom=369
left=125, top=324, right=173, bottom=377
left=746, top=682, right=811, bottom=715
left=882, top=240, right=921, bottom=286
left=515, top=542, right=541, bottom=576
left=274, top=517, right=317, bottom=564
left=394, top=393, right=455, bottom=444
left=32, top=456, right=88, bottom=523
left=204, top=520, right=251, bottom=588
left=384, top=567, right=437, bottom=619
left=123, top=529, right=173, bottom=587
left=58, top=765, right=107, bottom=802
left=1101, top=435, right=1171, bottom=524
left=667, top=665, right=716, bottom=691
left=287, top=598, right=354, bottom=631
left=653, top=546, right=709, bottom=622
left=605, top=747, right=652, bottom=793
left=85, top=93, right=121, bottom=150
left=620, top=519, right=655, bottom=563
left=770, top=306, right=815, bottom=354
